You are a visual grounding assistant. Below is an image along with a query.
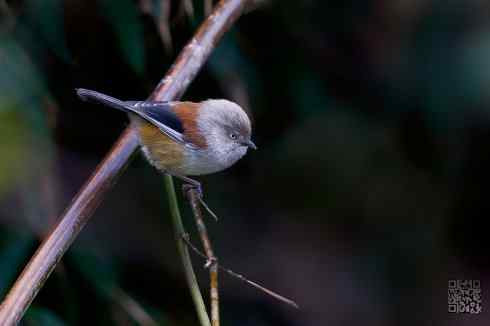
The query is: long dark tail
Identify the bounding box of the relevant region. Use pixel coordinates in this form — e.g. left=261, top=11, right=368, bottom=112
left=76, top=88, right=129, bottom=112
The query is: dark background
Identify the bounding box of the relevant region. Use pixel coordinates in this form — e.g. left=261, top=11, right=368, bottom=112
left=1, top=0, right=489, bottom=325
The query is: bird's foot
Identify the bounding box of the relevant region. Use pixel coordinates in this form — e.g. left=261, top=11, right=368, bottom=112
left=178, top=177, right=219, bottom=221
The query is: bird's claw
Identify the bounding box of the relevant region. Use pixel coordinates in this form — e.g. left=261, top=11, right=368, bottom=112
left=182, top=183, right=202, bottom=198
left=182, top=182, right=219, bottom=221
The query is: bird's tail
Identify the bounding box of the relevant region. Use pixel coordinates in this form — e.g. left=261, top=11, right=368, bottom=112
left=76, top=88, right=129, bottom=112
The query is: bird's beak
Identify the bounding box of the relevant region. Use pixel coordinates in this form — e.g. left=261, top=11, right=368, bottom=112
left=243, top=140, right=257, bottom=150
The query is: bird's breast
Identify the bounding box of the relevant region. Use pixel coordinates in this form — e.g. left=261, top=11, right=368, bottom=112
left=181, top=146, right=247, bottom=176
left=178, top=149, right=227, bottom=176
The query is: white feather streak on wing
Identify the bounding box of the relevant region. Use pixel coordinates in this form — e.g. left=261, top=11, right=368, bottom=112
left=122, top=102, right=198, bottom=150
left=143, top=115, right=199, bottom=150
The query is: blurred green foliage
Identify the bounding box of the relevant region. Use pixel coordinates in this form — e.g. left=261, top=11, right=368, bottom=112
left=25, top=307, right=67, bottom=326
left=0, top=109, right=30, bottom=195
left=0, top=231, right=34, bottom=296
left=23, top=0, right=71, bottom=62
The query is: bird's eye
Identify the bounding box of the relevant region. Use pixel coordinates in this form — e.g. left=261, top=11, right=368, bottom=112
left=229, top=133, right=238, bottom=140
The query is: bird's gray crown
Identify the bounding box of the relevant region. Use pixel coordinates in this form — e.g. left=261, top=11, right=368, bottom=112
left=198, top=99, right=252, bottom=138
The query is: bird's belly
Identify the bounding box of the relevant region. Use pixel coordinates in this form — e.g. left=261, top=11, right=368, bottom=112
left=141, top=144, right=225, bottom=176
left=134, top=119, right=185, bottom=173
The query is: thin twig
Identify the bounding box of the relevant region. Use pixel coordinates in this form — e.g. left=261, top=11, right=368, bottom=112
left=0, top=0, right=15, bottom=33
left=205, top=0, right=213, bottom=16
left=140, top=0, right=173, bottom=53
left=0, top=1, right=249, bottom=324
left=182, top=0, right=195, bottom=20
left=182, top=234, right=300, bottom=309
left=0, top=0, right=11, bottom=17
left=186, top=189, right=220, bottom=326
left=164, top=177, right=211, bottom=326
left=111, top=286, right=159, bottom=326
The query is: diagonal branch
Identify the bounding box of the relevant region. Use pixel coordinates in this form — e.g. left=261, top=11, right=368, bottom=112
left=0, top=0, right=249, bottom=324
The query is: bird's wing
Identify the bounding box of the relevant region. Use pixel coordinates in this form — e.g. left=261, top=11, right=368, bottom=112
left=124, top=101, right=198, bottom=150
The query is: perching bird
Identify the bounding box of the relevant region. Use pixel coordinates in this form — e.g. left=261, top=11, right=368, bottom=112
left=76, top=88, right=256, bottom=201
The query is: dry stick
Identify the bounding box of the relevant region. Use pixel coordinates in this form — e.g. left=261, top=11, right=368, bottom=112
left=0, top=0, right=249, bottom=324
left=182, top=235, right=300, bottom=309
left=187, top=190, right=220, bottom=326
left=0, top=0, right=15, bottom=33
left=140, top=0, right=173, bottom=53
left=182, top=0, right=195, bottom=19
left=205, top=0, right=213, bottom=16
left=0, top=0, right=11, bottom=17
left=111, top=286, right=159, bottom=326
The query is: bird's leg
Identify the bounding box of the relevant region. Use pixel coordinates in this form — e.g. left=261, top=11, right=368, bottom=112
left=167, top=173, right=219, bottom=221
left=172, top=174, right=202, bottom=195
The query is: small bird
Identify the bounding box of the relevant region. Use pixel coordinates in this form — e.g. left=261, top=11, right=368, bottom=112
left=76, top=88, right=256, bottom=212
